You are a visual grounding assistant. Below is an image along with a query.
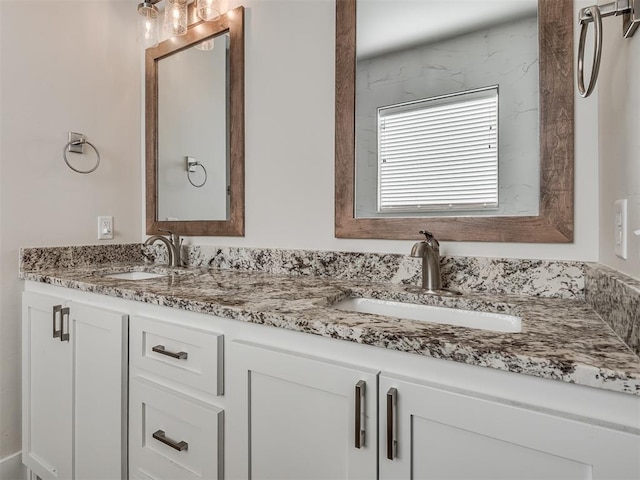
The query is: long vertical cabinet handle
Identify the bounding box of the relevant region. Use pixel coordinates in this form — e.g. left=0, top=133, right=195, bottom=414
left=52, top=305, right=62, bottom=338
left=60, top=307, right=70, bottom=342
left=386, top=387, right=398, bottom=460
left=355, top=380, right=366, bottom=448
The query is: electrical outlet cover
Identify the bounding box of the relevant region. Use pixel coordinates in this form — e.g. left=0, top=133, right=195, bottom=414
left=98, top=216, right=114, bottom=240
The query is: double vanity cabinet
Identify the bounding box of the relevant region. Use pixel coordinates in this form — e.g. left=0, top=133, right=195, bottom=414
left=21, top=280, right=640, bottom=480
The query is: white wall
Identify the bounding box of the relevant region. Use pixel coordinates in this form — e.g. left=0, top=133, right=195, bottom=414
left=184, top=0, right=599, bottom=261
left=0, top=0, right=141, bottom=459
left=597, top=3, right=640, bottom=279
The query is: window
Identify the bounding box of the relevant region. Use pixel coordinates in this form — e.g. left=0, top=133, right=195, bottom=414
left=377, top=86, right=498, bottom=213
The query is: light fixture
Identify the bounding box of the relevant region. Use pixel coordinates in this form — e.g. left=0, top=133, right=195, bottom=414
left=196, top=0, right=221, bottom=22
left=195, top=38, right=215, bottom=51
left=164, top=0, right=188, bottom=36
left=137, top=1, right=160, bottom=48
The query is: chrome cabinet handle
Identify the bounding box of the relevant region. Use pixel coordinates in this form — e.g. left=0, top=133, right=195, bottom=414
left=152, top=429, right=188, bottom=451
left=52, top=305, right=62, bottom=338
left=152, top=345, right=188, bottom=360
left=386, top=387, right=397, bottom=460
left=355, top=380, right=366, bottom=449
left=60, top=307, right=70, bottom=342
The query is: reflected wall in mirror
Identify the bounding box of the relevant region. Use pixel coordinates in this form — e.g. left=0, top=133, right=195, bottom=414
left=146, top=6, right=244, bottom=236
left=335, top=0, right=574, bottom=242
left=158, top=33, right=230, bottom=222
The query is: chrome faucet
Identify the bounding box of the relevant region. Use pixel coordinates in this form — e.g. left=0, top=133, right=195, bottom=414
left=409, top=231, right=460, bottom=296
left=144, top=229, right=184, bottom=267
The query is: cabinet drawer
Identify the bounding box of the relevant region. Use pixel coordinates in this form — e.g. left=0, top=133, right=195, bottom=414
left=129, top=379, right=223, bottom=480
left=131, top=315, right=223, bottom=395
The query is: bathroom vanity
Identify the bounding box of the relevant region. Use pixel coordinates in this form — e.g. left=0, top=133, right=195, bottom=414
left=18, top=245, right=640, bottom=480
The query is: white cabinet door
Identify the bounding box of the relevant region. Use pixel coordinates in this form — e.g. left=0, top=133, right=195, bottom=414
left=70, top=303, right=128, bottom=480
left=22, top=292, right=128, bottom=480
left=22, top=292, right=72, bottom=480
left=380, top=373, right=640, bottom=480
left=227, top=340, right=378, bottom=480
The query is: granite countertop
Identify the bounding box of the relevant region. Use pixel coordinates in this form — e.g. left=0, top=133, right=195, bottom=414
left=20, top=262, right=640, bottom=396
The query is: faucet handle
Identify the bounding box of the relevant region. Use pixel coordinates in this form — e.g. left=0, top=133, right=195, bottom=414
left=159, top=228, right=180, bottom=244
left=419, top=230, right=439, bottom=249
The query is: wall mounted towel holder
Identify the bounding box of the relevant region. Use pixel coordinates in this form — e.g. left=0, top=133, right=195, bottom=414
left=63, top=131, right=101, bottom=174
left=578, top=0, right=640, bottom=97
left=186, top=156, right=208, bottom=188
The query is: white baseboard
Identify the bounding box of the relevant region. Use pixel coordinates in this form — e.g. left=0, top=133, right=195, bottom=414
left=0, top=452, right=27, bottom=480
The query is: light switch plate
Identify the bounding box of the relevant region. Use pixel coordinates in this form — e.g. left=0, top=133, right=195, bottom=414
left=614, top=199, right=627, bottom=259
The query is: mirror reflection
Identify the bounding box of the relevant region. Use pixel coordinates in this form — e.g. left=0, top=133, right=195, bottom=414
left=157, top=33, right=230, bottom=221
left=354, top=0, right=540, bottom=218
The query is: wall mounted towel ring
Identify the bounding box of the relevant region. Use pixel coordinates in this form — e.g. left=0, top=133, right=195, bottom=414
left=63, top=132, right=101, bottom=174
left=578, top=0, right=640, bottom=98
left=186, top=156, right=208, bottom=188
left=578, top=6, right=602, bottom=98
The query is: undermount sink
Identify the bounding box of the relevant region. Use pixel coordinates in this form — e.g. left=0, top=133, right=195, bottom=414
left=332, top=297, right=521, bottom=333
left=103, top=271, right=168, bottom=281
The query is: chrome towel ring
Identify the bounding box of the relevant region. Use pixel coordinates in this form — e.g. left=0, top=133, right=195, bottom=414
left=63, top=132, right=100, bottom=174
left=578, top=6, right=602, bottom=98
left=186, top=156, right=208, bottom=188
left=578, top=0, right=640, bottom=98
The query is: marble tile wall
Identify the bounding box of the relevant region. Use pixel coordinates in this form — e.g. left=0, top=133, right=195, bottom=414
left=586, top=264, right=640, bottom=356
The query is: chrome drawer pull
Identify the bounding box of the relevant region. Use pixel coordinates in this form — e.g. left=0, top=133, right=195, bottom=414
left=152, top=429, right=188, bottom=451
left=52, top=305, right=62, bottom=338
left=355, top=380, right=366, bottom=448
left=152, top=345, right=188, bottom=360
left=60, top=307, right=70, bottom=342
left=386, top=387, right=397, bottom=460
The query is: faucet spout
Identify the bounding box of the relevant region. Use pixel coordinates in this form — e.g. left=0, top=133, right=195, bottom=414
left=408, top=230, right=460, bottom=296
left=144, top=232, right=182, bottom=267
left=410, top=231, right=442, bottom=292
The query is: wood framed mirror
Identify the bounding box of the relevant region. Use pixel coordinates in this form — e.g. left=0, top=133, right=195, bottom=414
left=146, top=6, right=244, bottom=236
left=335, top=0, right=574, bottom=242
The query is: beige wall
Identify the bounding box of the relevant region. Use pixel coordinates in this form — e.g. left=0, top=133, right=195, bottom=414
left=597, top=3, right=640, bottom=279
left=0, top=0, right=142, bottom=458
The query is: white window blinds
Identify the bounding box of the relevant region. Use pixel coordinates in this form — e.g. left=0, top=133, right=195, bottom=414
left=377, top=86, right=499, bottom=212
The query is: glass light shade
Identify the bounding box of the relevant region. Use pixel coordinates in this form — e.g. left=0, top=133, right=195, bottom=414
left=196, top=0, right=221, bottom=22
left=139, top=9, right=159, bottom=48
left=164, top=0, right=188, bottom=36
left=195, top=38, right=215, bottom=51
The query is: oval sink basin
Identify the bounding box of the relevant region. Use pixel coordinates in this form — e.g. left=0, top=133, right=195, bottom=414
left=332, top=297, right=521, bottom=333
left=103, top=271, right=168, bottom=281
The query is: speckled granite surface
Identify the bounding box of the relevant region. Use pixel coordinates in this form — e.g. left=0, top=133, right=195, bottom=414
left=19, top=258, right=640, bottom=395
left=22, top=244, right=587, bottom=299
left=586, top=264, right=640, bottom=357
left=140, top=244, right=587, bottom=299
left=20, top=244, right=143, bottom=271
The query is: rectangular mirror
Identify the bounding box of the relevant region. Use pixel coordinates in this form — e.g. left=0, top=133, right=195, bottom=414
left=336, top=0, right=574, bottom=242
left=146, top=6, right=244, bottom=236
